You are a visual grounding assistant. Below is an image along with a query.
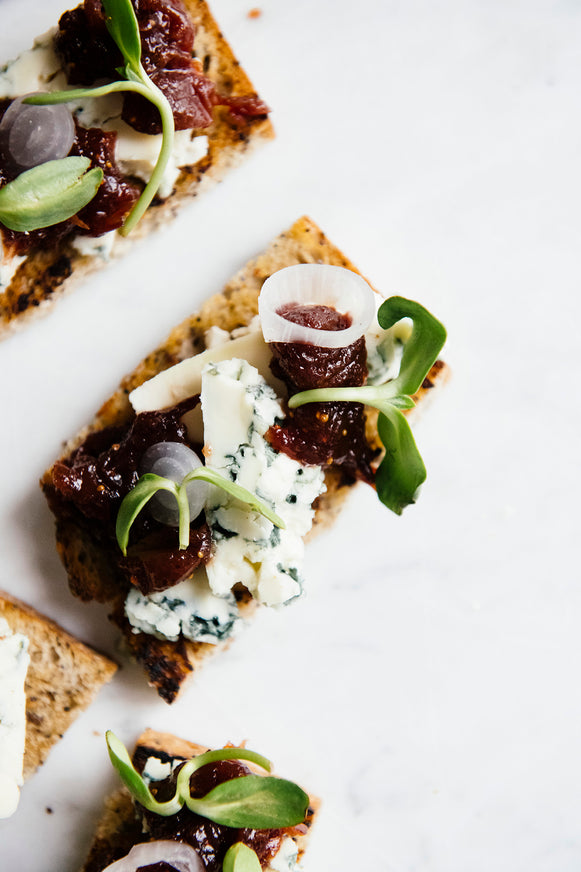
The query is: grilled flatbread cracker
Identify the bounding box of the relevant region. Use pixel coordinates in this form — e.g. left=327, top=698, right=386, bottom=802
left=80, top=728, right=318, bottom=872
left=0, top=0, right=273, bottom=338
left=0, top=589, right=117, bottom=779
left=41, top=216, right=448, bottom=702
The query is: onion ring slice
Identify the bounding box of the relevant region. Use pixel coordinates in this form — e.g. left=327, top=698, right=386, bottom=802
left=0, top=95, right=75, bottom=170
left=259, top=263, right=376, bottom=348
left=140, top=441, right=208, bottom=526
left=101, top=839, right=204, bottom=872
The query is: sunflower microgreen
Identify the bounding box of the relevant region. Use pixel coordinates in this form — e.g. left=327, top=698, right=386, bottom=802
left=223, top=843, right=262, bottom=872
left=106, top=732, right=309, bottom=829
left=23, top=0, right=175, bottom=236
left=288, top=296, right=446, bottom=514
left=0, top=157, right=103, bottom=232
left=116, top=466, right=285, bottom=555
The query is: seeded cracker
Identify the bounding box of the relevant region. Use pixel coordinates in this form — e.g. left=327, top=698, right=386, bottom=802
left=41, top=216, right=448, bottom=702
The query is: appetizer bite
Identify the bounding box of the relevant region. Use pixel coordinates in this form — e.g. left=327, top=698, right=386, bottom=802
left=81, top=728, right=317, bottom=872
left=0, top=0, right=272, bottom=336
left=0, top=590, right=117, bottom=818
left=41, top=216, right=448, bottom=702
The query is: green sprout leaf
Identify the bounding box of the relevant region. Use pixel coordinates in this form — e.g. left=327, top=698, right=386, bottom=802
left=106, top=730, right=182, bottom=816
left=116, top=466, right=285, bottom=556
left=375, top=405, right=427, bottom=515
left=288, top=296, right=446, bottom=514
left=377, top=296, right=447, bottom=397
left=0, top=157, right=103, bottom=232
left=223, top=843, right=262, bottom=872
left=23, top=0, right=175, bottom=236
left=105, top=733, right=307, bottom=831
left=115, top=473, right=179, bottom=556
left=187, top=775, right=309, bottom=829
left=175, top=748, right=272, bottom=794
left=182, top=467, right=285, bottom=529
left=102, top=0, right=142, bottom=73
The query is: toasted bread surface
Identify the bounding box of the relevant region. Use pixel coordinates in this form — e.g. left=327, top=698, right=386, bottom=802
left=80, top=728, right=319, bottom=872
left=0, top=589, right=117, bottom=779
left=41, top=216, right=449, bottom=702
left=0, top=0, right=274, bottom=338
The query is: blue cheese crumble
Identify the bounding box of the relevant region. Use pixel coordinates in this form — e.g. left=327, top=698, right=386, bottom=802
left=142, top=755, right=173, bottom=785
left=202, top=358, right=326, bottom=607
left=125, top=570, right=239, bottom=644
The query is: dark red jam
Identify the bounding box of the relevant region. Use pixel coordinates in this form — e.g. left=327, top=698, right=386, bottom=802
left=141, top=759, right=288, bottom=871
left=268, top=304, right=377, bottom=483
left=72, top=123, right=141, bottom=237
left=49, top=400, right=211, bottom=595
left=277, top=302, right=351, bottom=332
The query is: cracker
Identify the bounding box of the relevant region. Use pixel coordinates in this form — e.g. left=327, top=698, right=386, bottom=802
left=0, top=589, right=117, bottom=779
left=0, top=0, right=274, bottom=337
left=41, top=216, right=448, bottom=702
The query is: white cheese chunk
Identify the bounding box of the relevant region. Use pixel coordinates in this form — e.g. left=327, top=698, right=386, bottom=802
left=70, top=230, right=117, bottom=261
left=267, top=837, right=301, bottom=872
left=0, top=249, right=26, bottom=293
left=204, top=316, right=262, bottom=353
left=230, top=314, right=261, bottom=339
left=129, top=331, right=287, bottom=447
left=125, top=570, right=240, bottom=644
left=365, top=297, right=412, bottom=385
left=204, top=325, right=232, bottom=349
left=202, top=358, right=325, bottom=606
left=0, top=617, right=30, bottom=819
left=142, top=756, right=173, bottom=784
left=0, top=31, right=63, bottom=96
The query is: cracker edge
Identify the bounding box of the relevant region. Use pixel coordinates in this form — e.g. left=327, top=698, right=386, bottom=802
left=0, top=589, right=117, bottom=779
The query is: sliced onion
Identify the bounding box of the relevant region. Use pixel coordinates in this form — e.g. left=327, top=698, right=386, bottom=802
left=0, top=96, right=75, bottom=170
left=259, top=263, right=376, bottom=348
left=140, top=442, right=209, bottom=526
left=102, top=840, right=204, bottom=872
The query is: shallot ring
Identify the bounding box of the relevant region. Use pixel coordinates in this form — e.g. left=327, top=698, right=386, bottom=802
left=259, top=263, right=376, bottom=348
left=101, top=840, right=203, bottom=872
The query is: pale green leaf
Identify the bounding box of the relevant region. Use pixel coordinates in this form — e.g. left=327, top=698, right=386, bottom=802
left=0, top=158, right=102, bottom=232
left=115, top=473, right=179, bottom=556
left=188, top=775, right=309, bottom=828
left=102, top=0, right=142, bottom=72
left=223, top=843, right=262, bottom=872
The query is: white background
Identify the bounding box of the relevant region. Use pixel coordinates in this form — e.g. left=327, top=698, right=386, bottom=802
left=1, top=0, right=580, bottom=869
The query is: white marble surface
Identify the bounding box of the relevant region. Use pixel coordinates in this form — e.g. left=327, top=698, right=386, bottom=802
left=0, top=0, right=580, bottom=869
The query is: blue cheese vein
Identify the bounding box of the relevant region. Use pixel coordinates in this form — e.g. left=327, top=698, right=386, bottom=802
left=202, top=358, right=325, bottom=607
left=125, top=570, right=240, bottom=644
